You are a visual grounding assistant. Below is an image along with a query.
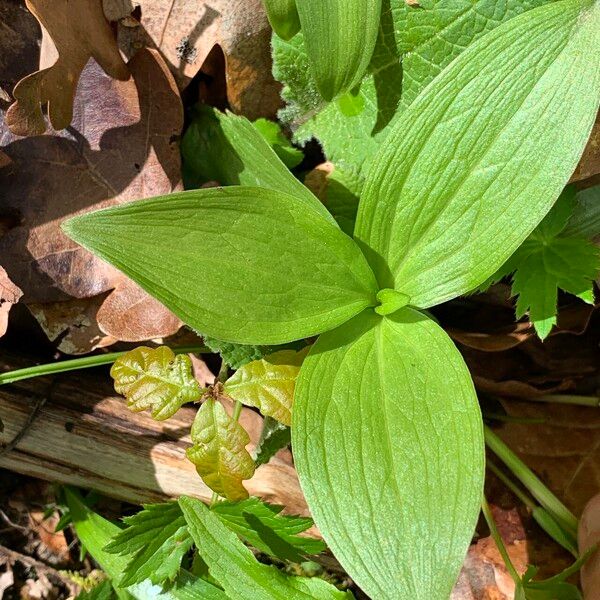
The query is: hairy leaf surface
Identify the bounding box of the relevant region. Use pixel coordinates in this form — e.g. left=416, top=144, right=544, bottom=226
left=224, top=349, right=307, bottom=426
left=111, top=347, right=202, bottom=421
left=64, top=187, right=377, bottom=345
left=295, top=0, right=381, bottom=101
left=355, top=0, right=600, bottom=307
left=179, top=497, right=349, bottom=599
left=292, top=310, right=484, bottom=598
left=187, top=398, right=255, bottom=501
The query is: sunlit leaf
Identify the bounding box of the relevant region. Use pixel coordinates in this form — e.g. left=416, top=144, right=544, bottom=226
left=111, top=347, right=202, bottom=421
left=186, top=398, right=255, bottom=501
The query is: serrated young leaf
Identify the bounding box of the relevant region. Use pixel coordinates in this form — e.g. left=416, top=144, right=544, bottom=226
left=252, top=118, right=303, bottom=169
left=180, top=106, right=328, bottom=222
left=293, top=309, right=484, bottom=599
left=274, top=0, right=550, bottom=187
left=295, top=0, right=381, bottom=102
left=64, top=489, right=228, bottom=600
left=202, top=336, right=270, bottom=370
left=255, top=416, right=291, bottom=466
left=76, top=580, right=115, bottom=600
left=355, top=0, right=600, bottom=309
left=186, top=398, right=255, bottom=501
left=63, top=187, right=378, bottom=346
left=110, top=347, right=202, bottom=421
left=223, top=349, right=307, bottom=426
left=104, top=503, right=193, bottom=587
left=179, top=497, right=349, bottom=599
left=212, top=497, right=325, bottom=561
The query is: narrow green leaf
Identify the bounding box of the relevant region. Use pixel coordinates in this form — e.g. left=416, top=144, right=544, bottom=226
left=110, top=347, right=202, bottom=421
left=181, top=106, right=329, bottom=222
left=292, top=309, right=485, bottom=598
left=104, top=503, right=193, bottom=587
left=224, top=349, right=307, bottom=426
left=212, top=497, right=326, bottom=561
left=179, top=496, right=350, bottom=599
left=355, top=0, right=600, bottom=307
left=255, top=416, right=291, bottom=466
left=186, top=398, right=255, bottom=501
left=63, top=187, right=378, bottom=345
left=295, top=0, right=382, bottom=101
left=263, top=0, right=301, bottom=41
left=64, top=489, right=228, bottom=600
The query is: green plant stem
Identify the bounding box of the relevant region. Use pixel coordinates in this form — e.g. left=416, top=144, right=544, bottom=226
left=0, top=345, right=211, bottom=386
left=232, top=400, right=243, bottom=422
left=487, top=459, right=535, bottom=509
left=484, top=426, right=578, bottom=537
left=481, top=496, right=521, bottom=585
left=526, top=394, right=600, bottom=407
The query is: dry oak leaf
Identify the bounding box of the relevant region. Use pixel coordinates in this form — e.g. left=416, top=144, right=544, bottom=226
left=104, top=0, right=282, bottom=119
left=0, top=266, right=23, bottom=338
left=6, top=0, right=129, bottom=137
left=0, top=48, right=182, bottom=353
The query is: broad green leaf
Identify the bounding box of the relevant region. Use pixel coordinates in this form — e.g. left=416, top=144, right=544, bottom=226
left=110, top=347, right=202, bottom=421
left=64, top=489, right=228, bottom=600
left=255, top=416, right=291, bottom=466
left=252, top=118, right=303, bottom=169
left=274, top=0, right=550, bottom=186
left=295, top=0, right=381, bottom=102
left=212, top=497, right=326, bottom=561
left=355, top=0, right=600, bottom=308
left=104, top=503, right=193, bottom=587
left=186, top=398, right=255, bottom=501
left=179, top=496, right=350, bottom=599
left=292, top=309, right=484, bottom=599
left=224, top=349, right=307, bottom=426
left=564, top=185, right=600, bottom=239
left=63, top=187, right=378, bottom=345
left=263, top=0, right=300, bottom=40
left=180, top=106, right=329, bottom=222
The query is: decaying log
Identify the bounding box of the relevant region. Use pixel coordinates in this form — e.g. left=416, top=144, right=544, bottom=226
left=0, top=350, right=308, bottom=514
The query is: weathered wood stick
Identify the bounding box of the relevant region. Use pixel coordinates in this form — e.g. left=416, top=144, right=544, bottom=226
left=0, top=350, right=308, bottom=515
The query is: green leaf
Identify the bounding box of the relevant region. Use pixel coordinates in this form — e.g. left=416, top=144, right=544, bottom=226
left=201, top=336, right=271, bottom=369
left=564, top=184, right=600, bottom=239
left=295, top=0, right=381, bottom=102
left=292, top=309, right=484, bottom=598
left=180, top=106, right=328, bottom=222
left=223, top=349, right=307, bottom=426
left=255, top=416, right=291, bottom=466
left=489, top=190, right=600, bottom=339
left=252, top=118, right=303, bottom=169
left=212, top=497, right=326, bottom=561
left=110, top=347, right=202, bottom=421
left=355, top=0, right=600, bottom=308
left=274, top=0, right=550, bottom=187
left=63, top=187, right=378, bottom=346
left=179, top=496, right=350, bottom=599
left=64, top=489, right=228, bottom=600
left=76, top=580, right=115, bottom=600
left=104, top=503, right=193, bottom=587
left=263, top=0, right=300, bottom=40
left=186, top=398, right=255, bottom=501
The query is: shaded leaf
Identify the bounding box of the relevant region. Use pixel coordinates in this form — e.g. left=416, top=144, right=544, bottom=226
left=202, top=336, right=270, bottom=370
left=111, top=346, right=202, bottom=421
left=1, top=49, right=183, bottom=353
left=179, top=496, right=350, bottom=599
left=355, top=0, right=600, bottom=308
left=252, top=118, right=303, bottom=169
left=224, top=349, right=307, bottom=426
left=255, top=416, right=291, bottom=466
left=293, top=309, right=484, bottom=598
left=76, top=580, right=115, bottom=600
left=104, top=502, right=193, bottom=587
left=186, top=398, right=255, bottom=501
left=212, top=497, right=325, bottom=561
left=63, top=187, right=378, bottom=345
left=564, top=185, right=600, bottom=240
left=7, top=0, right=129, bottom=135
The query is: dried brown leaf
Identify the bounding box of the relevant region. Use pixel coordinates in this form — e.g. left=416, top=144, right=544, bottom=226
left=0, top=48, right=183, bottom=352
left=0, top=266, right=23, bottom=338
left=104, top=0, right=281, bottom=119
left=6, top=0, right=129, bottom=136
